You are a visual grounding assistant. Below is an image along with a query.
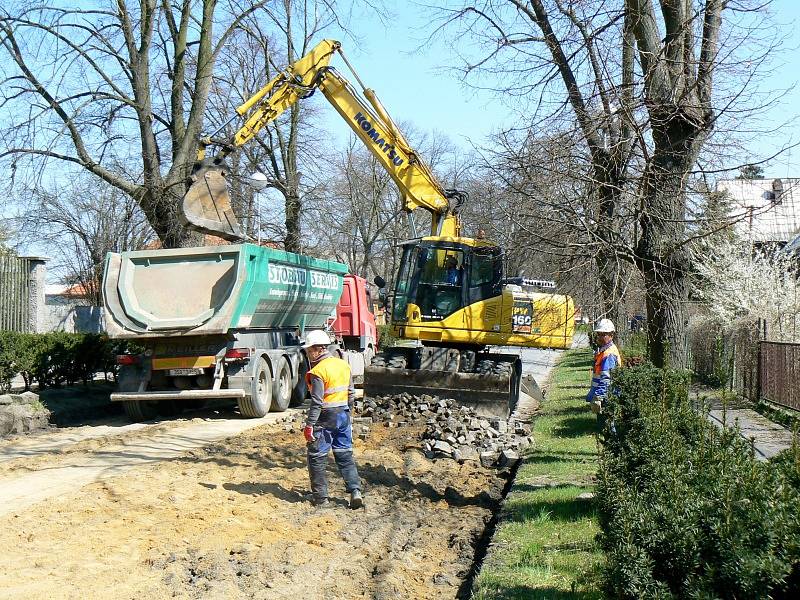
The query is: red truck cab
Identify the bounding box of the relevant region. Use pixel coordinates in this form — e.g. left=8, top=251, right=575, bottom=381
left=329, top=274, right=379, bottom=377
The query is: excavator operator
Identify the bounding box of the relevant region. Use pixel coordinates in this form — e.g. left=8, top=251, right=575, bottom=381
left=443, top=255, right=462, bottom=286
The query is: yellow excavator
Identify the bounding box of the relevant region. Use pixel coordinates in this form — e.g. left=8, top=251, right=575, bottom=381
left=181, top=39, right=574, bottom=416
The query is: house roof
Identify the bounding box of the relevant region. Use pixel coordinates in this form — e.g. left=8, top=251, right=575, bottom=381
left=45, top=282, right=91, bottom=298
left=716, top=178, right=800, bottom=243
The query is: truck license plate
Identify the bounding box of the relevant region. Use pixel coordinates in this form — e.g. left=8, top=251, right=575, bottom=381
left=169, top=368, right=204, bottom=376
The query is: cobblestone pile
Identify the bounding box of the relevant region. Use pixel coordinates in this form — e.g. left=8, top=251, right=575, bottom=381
left=351, top=393, right=533, bottom=468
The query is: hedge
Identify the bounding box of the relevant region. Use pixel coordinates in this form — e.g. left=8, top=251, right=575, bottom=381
left=0, top=331, right=132, bottom=392
left=596, top=363, right=800, bottom=599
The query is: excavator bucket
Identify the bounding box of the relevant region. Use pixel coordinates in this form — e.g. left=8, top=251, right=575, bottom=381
left=363, top=366, right=541, bottom=419
left=180, top=158, right=246, bottom=242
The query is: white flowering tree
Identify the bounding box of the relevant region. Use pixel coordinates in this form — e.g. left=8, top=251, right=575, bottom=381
left=692, top=238, right=800, bottom=342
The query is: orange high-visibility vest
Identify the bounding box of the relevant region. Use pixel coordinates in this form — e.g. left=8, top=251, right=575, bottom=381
left=305, top=356, right=350, bottom=408
left=593, top=344, right=623, bottom=375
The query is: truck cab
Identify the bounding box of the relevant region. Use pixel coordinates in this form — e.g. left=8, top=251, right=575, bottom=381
left=329, top=274, right=378, bottom=381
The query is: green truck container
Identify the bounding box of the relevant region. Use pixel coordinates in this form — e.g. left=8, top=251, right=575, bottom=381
left=102, top=244, right=350, bottom=421
left=104, top=244, right=348, bottom=337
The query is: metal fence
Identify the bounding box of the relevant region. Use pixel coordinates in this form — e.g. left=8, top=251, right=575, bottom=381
left=688, top=316, right=763, bottom=401
left=0, top=255, right=31, bottom=332
left=759, top=341, right=800, bottom=412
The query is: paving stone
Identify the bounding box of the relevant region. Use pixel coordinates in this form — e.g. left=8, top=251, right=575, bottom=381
left=354, top=392, right=535, bottom=468
left=479, top=451, right=499, bottom=468
left=499, top=449, right=520, bottom=467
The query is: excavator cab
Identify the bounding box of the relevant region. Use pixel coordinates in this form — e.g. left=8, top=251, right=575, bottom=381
left=391, top=240, right=503, bottom=325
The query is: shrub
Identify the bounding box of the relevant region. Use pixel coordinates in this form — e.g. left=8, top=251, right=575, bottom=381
left=596, top=363, right=800, bottom=599
left=0, top=331, right=19, bottom=392
left=376, top=323, right=398, bottom=351
left=0, top=331, right=125, bottom=391
left=620, top=332, right=648, bottom=366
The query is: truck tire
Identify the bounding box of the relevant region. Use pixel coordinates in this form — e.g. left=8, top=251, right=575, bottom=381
left=238, top=358, right=272, bottom=418
left=123, top=400, right=158, bottom=421
left=289, top=354, right=309, bottom=408
left=270, top=356, right=292, bottom=412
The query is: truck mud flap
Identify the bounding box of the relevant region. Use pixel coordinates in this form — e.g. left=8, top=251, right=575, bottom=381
left=363, top=367, right=541, bottom=419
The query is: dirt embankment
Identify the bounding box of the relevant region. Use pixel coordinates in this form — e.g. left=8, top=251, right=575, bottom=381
left=0, top=418, right=507, bottom=599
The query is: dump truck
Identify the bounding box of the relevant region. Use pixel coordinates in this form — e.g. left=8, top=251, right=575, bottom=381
left=177, top=39, right=575, bottom=418
left=103, top=244, right=377, bottom=421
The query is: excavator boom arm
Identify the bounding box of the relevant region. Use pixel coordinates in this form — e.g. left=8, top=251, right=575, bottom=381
left=315, top=68, right=455, bottom=231
left=181, top=39, right=460, bottom=241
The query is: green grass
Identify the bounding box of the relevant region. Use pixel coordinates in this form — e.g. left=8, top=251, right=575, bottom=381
left=472, top=348, right=603, bottom=599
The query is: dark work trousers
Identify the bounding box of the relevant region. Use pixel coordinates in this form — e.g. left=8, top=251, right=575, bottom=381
left=306, top=408, right=361, bottom=502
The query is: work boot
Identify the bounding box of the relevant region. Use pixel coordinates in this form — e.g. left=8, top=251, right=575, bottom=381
left=349, top=489, right=364, bottom=509
left=312, top=497, right=331, bottom=508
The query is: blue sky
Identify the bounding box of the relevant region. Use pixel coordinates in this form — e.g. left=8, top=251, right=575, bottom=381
left=319, top=0, right=800, bottom=179
left=321, top=2, right=517, bottom=151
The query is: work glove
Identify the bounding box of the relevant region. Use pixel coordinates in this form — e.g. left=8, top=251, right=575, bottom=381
left=303, top=425, right=315, bottom=443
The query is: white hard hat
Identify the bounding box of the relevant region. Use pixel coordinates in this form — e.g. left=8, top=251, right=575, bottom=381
left=303, top=330, right=331, bottom=348
left=593, top=318, right=616, bottom=333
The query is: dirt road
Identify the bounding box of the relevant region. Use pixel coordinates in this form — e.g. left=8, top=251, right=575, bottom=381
left=0, top=409, right=506, bottom=599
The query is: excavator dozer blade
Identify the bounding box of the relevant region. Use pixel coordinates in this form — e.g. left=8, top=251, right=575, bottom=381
left=363, top=367, right=542, bottom=419
left=180, top=159, right=246, bottom=242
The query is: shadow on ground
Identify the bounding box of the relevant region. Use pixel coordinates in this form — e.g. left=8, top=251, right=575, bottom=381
left=553, top=416, right=599, bottom=438
left=504, top=490, right=596, bottom=524
left=477, top=585, right=600, bottom=600
left=38, top=381, right=122, bottom=426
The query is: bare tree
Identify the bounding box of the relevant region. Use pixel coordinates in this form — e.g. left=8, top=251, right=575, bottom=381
left=436, top=0, right=776, bottom=368
left=306, top=137, right=406, bottom=281
left=0, top=0, right=268, bottom=248
left=26, top=175, right=154, bottom=305
left=203, top=1, right=356, bottom=253
left=435, top=2, right=640, bottom=332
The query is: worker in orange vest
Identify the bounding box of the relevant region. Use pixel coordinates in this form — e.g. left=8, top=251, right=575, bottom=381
left=302, top=330, right=363, bottom=509
left=586, top=318, right=622, bottom=419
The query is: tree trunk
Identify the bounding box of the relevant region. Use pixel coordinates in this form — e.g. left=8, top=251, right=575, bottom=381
left=284, top=186, right=301, bottom=253
left=139, top=185, right=200, bottom=248
left=595, top=249, right=627, bottom=336
left=636, top=145, right=696, bottom=369
left=642, top=258, right=689, bottom=368
left=593, top=165, right=628, bottom=337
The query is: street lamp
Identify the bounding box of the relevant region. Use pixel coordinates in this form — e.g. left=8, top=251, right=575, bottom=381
left=248, top=172, right=269, bottom=244
left=249, top=171, right=269, bottom=191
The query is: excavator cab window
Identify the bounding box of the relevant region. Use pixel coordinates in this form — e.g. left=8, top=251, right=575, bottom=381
left=467, top=246, right=503, bottom=305
left=415, top=248, right=464, bottom=320
left=392, top=246, right=420, bottom=321
left=392, top=244, right=466, bottom=322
